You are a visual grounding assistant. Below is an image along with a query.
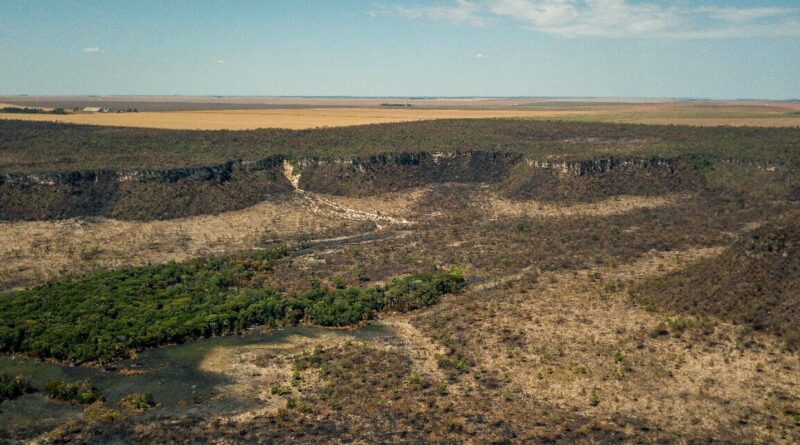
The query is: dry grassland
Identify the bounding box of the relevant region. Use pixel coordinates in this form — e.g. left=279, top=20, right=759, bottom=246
left=0, top=196, right=360, bottom=291
left=478, top=190, right=688, bottom=219
left=413, top=246, right=800, bottom=442
left=186, top=245, right=798, bottom=442
left=0, top=185, right=681, bottom=292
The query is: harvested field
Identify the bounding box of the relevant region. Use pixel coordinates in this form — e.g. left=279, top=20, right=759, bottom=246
left=0, top=108, right=587, bottom=130
left=1, top=101, right=799, bottom=130
left=0, top=95, right=687, bottom=111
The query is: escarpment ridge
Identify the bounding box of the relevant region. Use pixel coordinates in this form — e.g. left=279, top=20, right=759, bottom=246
left=0, top=150, right=783, bottom=221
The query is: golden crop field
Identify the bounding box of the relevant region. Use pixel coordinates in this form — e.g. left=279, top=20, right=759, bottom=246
left=1, top=102, right=798, bottom=130
left=0, top=108, right=588, bottom=130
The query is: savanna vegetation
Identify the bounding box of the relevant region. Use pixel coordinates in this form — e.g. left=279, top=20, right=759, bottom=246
left=637, top=209, right=800, bottom=349
left=1, top=119, right=798, bottom=174
left=2, top=117, right=800, bottom=443
left=119, top=392, right=157, bottom=411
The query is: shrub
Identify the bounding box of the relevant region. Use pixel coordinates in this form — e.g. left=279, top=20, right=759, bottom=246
left=84, top=401, right=121, bottom=422
left=43, top=380, right=103, bottom=405
left=590, top=390, right=600, bottom=406
left=0, top=373, right=35, bottom=401
left=120, top=392, right=158, bottom=411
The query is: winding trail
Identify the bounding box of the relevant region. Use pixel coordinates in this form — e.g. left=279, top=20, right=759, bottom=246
left=282, top=160, right=412, bottom=229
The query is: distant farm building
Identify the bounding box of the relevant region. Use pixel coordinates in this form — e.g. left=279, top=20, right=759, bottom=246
left=83, top=106, right=110, bottom=113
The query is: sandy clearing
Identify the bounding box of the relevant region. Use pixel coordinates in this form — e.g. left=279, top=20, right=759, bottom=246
left=197, top=328, right=382, bottom=422
left=480, top=192, right=687, bottom=219
left=282, top=159, right=412, bottom=228
left=0, top=108, right=587, bottom=130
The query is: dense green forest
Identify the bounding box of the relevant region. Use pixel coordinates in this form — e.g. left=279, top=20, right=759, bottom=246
left=1, top=119, right=798, bottom=173
left=0, top=248, right=464, bottom=364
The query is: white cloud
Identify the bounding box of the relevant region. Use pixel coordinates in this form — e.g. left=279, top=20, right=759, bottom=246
left=215, top=59, right=225, bottom=64
left=471, top=52, right=485, bottom=58
left=82, top=47, right=104, bottom=54
left=377, top=0, right=490, bottom=27
left=377, top=0, right=800, bottom=39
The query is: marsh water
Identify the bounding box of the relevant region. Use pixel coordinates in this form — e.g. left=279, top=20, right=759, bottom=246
left=0, top=324, right=392, bottom=442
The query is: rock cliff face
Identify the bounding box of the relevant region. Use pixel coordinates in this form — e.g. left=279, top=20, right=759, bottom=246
left=0, top=156, right=291, bottom=220
left=523, top=157, right=678, bottom=176
left=0, top=152, right=699, bottom=221
left=503, top=156, right=694, bottom=202
left=290, top=153, right=693, bottom=202
left=293, top=151, right=522, bottom=195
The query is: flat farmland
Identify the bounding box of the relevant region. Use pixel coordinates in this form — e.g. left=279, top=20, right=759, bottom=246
left=0, top=107, right=587, bottom=130
left=1, top=98, right=798, bottom=130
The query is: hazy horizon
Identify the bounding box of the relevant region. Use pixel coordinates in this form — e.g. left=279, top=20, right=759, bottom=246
left=3, top=95, right=798, bottom=102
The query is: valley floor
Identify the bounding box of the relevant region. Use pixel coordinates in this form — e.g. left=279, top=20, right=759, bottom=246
left=5, top=179, right=799, bottom=443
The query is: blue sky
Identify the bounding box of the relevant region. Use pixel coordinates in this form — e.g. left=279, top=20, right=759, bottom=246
left=0, top=0, right=798, bottom=99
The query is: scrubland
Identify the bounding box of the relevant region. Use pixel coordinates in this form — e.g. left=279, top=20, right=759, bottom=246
left=1, top=118, right=799, bottom=443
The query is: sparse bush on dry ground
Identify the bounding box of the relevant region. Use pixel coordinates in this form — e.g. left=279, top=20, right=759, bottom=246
left=1, top=119, right=799, bottom=173
left=46, top=343, right=684, bottom=444
left=636, top=209, right=800, bottom=349
left=272, top=189, right=785, bottom=288
left=3, top=118, right=800, bottom=443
